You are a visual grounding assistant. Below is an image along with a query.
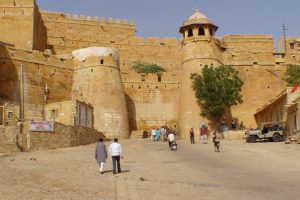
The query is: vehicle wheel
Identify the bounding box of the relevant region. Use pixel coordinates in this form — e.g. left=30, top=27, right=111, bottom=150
left=272, top=134, right=281, bottom=142
left=248, top=136, right=257, bottom=143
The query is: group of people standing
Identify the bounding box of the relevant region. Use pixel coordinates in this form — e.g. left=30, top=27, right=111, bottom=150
left=95, top=138, right=122, bottom=175
left=150, top=126, right=178, bottom=142
left=189, top=125, right=208, bottom=144
left=150, top=126, right=177, bottom=149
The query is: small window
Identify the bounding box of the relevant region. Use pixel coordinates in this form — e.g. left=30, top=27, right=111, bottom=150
left=100, top=59, right=104, bottom=64
left=8, top=112, right=13, bottom=119
left=198, top=27, right=205, bottom=36
left=91, top=69, right=93, bottom=72
left=160, top=43, right=165, bottom=46
left=290, top=43, right=295, bottom=49
left=141, top=74, right=145, bottom=82
left=51, top=109, right=58, bottom=119
left=188, top=28, right=193, bottom=37
left=209, top=29, right=213, bottom=36
left=157, top=74, right=162, bottom=82
left=298, top=42, right=300, bottom=48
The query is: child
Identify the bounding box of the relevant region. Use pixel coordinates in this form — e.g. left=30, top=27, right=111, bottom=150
left=212, top=131, right=220, bottom=152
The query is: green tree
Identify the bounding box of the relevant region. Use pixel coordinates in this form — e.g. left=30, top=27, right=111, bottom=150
left=190, top=65, right=244, bottom=121
left=285, top=64, right=300, bottom=86
left=132, top=61, right=166, bottom=74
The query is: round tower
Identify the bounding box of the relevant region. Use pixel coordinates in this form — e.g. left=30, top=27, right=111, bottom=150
left=72, top=47, right=130, bottom=139
left=179, top=8, right=224, bottom=137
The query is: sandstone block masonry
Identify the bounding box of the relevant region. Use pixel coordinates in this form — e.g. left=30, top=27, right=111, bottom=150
left=72, top=47, right=130, bottom=139
left=1, top=0, right=300, bottom=152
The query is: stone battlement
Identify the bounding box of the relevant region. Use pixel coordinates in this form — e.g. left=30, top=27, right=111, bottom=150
left=40, top=10, right=136, bottom=28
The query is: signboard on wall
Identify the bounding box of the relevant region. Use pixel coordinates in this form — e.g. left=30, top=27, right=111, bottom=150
left=29, top=121, right=55, bottom=132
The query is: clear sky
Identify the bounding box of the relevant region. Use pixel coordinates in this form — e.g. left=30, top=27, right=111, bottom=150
left=37, top=0, right=300, bottom=46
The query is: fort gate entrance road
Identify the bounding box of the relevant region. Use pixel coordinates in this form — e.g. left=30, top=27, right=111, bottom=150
left=0, top=139, right=300, bottom=200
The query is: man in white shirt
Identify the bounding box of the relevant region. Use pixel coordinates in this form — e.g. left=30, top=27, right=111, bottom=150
left=109, top=138, right=122, bottom=174
left=168, top=132, right=175, bottom=148
left=151, top=128, right=156, bottom=141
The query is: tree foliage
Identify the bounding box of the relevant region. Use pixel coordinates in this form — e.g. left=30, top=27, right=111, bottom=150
left=132, top=61, right=166, bottom=74
left=190, top=65, right=244, bottom=121
left=285, top=64, right=300, bottom=86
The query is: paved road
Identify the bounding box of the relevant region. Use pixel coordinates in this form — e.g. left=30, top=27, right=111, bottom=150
left=120, top=139, right=300, bottom=200
left=1, top=139, right=300, bottom=200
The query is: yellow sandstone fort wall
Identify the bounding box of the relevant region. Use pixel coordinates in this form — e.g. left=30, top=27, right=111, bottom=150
left=0, top=0, right=47, bottom=51
left=124, top=73, right=180, bottom=130
left=223, top=35, right=287, bottom=128
left=0, top=0, right=297, bottom=143
left=72, top=47, right=130, bottom=139
left=0, top=44, right=73, bottom=121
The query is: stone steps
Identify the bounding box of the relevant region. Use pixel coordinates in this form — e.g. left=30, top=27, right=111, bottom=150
left=130, top=130, right=148, bottom=139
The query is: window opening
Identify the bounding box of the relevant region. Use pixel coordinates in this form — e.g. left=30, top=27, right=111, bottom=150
left=198, top=27, right=205, bottom=36
left=188, top=28, right=193, bottom=37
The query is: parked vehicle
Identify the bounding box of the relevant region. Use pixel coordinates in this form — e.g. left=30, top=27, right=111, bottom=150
left=245, top=122, right=284, bottom=143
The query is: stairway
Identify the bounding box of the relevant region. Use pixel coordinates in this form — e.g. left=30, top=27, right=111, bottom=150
left=130, top=130, right=149, bottom=139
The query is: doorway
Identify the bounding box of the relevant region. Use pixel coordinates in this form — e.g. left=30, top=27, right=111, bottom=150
left=0, top=106, right=4, bottom=125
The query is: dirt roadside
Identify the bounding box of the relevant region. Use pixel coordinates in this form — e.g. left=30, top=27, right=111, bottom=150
left=0, top=139, right=299, bottom=200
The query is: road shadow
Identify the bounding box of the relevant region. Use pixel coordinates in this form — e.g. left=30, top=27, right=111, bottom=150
left=103, top=169, right=130, bottom=173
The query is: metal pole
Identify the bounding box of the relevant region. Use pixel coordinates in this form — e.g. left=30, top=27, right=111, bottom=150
left=20, top=64, right=24, bottom=120
left=282, top=23, right=288, bottom=53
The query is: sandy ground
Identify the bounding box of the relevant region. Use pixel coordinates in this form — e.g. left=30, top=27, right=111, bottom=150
left=0, top=139, right=300, bottom=200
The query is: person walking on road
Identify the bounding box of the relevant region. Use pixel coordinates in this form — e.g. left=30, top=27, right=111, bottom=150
left=168, top=132, right=175, bottom=148
left=95, top=138, right=107, bottom=174
left=109, top=138, right=123, bottom=174
left=189, top=128, right=195, bottom=144
left=156, top=128, right=161, bottom=141
left=151, top=128, right=156, bottom=142
left=200, top=125, right=208, bottom=144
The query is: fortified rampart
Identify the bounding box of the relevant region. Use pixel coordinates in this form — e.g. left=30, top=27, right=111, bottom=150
left=0, top=44, right=73, bottom=121
left=72, top=47, right=130, bottom=139
left=0, top=0, right=47, bottom=51
left=0, top=0, right=298, bottom=147
left=222, top=35, right=276, bottom=66
left=124, top=73, right=180, bottom=130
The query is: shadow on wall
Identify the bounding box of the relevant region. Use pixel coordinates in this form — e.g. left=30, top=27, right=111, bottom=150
left=125, top=93, right=137, bottom=131
left=201, top=107, right=240, bottom=132
left=0, top=45, right=20, bottom=104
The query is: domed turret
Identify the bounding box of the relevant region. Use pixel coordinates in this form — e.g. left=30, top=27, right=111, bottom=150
left=179, top=8, right=218, bottom=38
left=178, top=9, right=223, bottom=138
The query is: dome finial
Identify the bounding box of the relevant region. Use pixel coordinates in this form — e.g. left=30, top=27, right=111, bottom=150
left=195, top=7, right=200, bottom=13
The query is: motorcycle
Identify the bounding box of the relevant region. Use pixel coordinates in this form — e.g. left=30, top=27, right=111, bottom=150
left=170, top=141, right=177, bottom=151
